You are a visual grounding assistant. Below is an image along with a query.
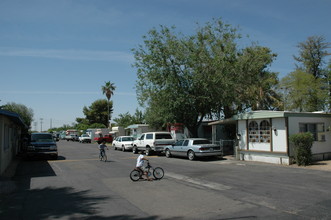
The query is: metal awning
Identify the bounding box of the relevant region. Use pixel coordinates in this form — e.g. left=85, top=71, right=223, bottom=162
left=208, top=118, right=236, bottom=126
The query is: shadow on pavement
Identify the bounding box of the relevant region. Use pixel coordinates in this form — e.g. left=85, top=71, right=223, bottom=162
left=0, top=159, right=162, bottom=219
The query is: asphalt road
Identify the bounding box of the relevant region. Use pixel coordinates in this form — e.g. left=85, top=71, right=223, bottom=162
left=1, top=140, right=331, bottom=219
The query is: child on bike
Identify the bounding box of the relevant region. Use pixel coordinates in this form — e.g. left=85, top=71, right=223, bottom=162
left=136, top=151, right=153, bottom=181
left=98, top=140, right=108, bottom=160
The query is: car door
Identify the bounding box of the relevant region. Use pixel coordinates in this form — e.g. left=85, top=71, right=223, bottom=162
left=171, top=140, right=184, bottom=156
left=114, top=137, right=119, bottom=147
left=180, top=140, right=190, bottom=156
left=118, top=137, right=123, bottom=147
left=137, top=134, right=145, bottom=149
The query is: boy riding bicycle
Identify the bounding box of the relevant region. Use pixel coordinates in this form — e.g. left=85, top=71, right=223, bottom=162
left=136, top=151, right=153, bottom=181
left=98, top=141, right=108, bottom=160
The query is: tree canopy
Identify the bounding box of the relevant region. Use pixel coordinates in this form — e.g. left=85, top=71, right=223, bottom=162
left=113, top=109, right=145, bottom=128
left=81, top=99, right=113, bottom=127
left=3, top=102, right=34, bottom=127
left=280, top=69, right=328, bottom=111
left=281, top=35, right=331, bottom=112
left=132, top=18, right=279, bottom=136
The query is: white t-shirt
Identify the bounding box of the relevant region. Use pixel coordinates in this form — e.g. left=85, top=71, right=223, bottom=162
left=136, top=154, right=145, bottom=167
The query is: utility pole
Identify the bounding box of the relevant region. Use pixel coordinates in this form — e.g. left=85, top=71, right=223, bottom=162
left=34, top=121, right=37, bottom=131
left=40, top=118, right=43, bottom=132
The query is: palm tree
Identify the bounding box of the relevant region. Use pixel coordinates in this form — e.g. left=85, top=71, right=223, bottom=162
left=101, top=81, right=116, bottom=128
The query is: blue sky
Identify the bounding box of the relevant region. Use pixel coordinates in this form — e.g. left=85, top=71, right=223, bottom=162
left=1, top=0, right=330, bottom=131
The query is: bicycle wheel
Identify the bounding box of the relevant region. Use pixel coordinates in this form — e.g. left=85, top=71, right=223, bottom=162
left=130, top=170, right=141, bottom=181
left=153, top=167, right=164, bottom=180
left=103, top=152, right=107, bottom=162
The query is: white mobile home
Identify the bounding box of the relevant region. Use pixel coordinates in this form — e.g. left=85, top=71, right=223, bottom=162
left=125, top=124, right=152, bottom=139
left=210, top=111, right=331, bottom=165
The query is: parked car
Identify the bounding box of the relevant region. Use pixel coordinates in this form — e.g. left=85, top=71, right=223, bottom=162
left=27, top=132, right=58, bottom=159
left=65, top=134, right=79, bottom=141
left=164, top=138, right=223, bottom=160
left=132, top=132, right=176, bottom=156
left=94, top=134, right=113, bottom=143
left=79, top=134, right=91, bottom=143
left=113, top=136, right=135, bottom=151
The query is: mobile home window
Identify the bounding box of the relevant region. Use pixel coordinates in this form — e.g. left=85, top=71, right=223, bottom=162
left=299, top=123, right=325, bottom=141
left=248, top=121, right=259, bottom=143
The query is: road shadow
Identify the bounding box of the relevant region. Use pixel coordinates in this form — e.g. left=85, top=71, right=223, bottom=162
left=0, top=158, right=164, bottom=219
left=0, top=187, right=108, bottom=219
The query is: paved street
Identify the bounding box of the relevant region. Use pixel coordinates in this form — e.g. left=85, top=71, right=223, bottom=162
left=1, top=140, right=331, bottom=219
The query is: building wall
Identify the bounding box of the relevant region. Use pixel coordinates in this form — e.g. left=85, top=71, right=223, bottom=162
left=237, top=118, right=289, bottom=165
left=0, top=116, right=22, bottom=175
left=238, top=120, right=247, bottom=150
left=238, top=118, right=287, bottom=153
left=272, top=118, right=287, bottom=153
left=288, top=116, right=331, bottom=159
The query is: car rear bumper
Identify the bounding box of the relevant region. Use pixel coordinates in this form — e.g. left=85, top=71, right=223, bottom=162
left=27, top=151, right=58, bottom=157
left=195, top=151, right=223, bottom=157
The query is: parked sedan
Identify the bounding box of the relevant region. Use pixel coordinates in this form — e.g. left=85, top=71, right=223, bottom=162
left=164, top=138, right=223, bottom=160
left=113, top=136, right=135, bottom=151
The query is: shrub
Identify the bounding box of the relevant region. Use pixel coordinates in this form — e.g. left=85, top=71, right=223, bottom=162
left=289, top=132, right=314, bottom=166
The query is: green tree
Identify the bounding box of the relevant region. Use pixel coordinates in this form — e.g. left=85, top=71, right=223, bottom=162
left=3, top=102, right=34, bottom=127
left=113, top=109, right=145, bottom=128
left=280, top=69, right=328, bottom=111
left=327, top=61, right=331, bottom=111
left=83, top=99, right=113, bottom=127
left=280, top=36, right=331, bottom=112
left=133, top=18, right=279, bottom=136
left=101, top=81, right=116, bottom=127
left=294, top=35, right=331, bottom=79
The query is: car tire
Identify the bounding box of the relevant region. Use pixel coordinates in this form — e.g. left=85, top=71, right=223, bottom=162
left=188, top=150, right=195, bottom=161
left=145, top=147, right=152, bottom=156
left=132, top=146, right=138, bottom=154
left=165, top=149, right=171, bottom=158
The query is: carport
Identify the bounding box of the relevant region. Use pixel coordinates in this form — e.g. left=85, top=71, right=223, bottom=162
left=208, top=118, right=237, bottom=156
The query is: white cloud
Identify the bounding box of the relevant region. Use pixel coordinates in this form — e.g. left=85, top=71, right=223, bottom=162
left=0, top=47, right=134, bottom=62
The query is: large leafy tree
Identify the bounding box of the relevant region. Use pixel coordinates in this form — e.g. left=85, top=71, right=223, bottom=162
left=133, top=18, right=279, bottom=136
left=294, top=35, right=330, bottom=79
left=113, top=109, right=145, bottom=128
left=283, top=36, right=331, bottom=111
left=82, top=99, right=113, bottom=127
left=280, top=69, right=328, bottom=112
left=101, top=81, right=116, bottom=127
left=3, top=102, right=34, bottom=127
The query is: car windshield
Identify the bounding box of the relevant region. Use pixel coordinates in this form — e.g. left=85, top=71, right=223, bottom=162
left=193, top=139, right=210, bottom=145
left=122, top=137, right=134, bottom=141
left=155, top=134, right=173, bottom=139
left=31, top=134, right=54, bottom=142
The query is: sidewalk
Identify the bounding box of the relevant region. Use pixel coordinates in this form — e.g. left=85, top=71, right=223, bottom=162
left=224, top=155, right=331, bottom=171
left=0, top=158, right=20, bottom=194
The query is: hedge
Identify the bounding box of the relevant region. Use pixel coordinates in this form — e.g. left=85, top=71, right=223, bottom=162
left=289, top=132, right=314, bottom=166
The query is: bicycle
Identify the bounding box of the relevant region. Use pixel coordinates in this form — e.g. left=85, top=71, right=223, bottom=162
left=99, top=149, right=107, bottom=162
left=130, top=160, right=164, bottom=181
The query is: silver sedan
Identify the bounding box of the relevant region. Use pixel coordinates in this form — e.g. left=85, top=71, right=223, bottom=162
left=164, top=138, right=223, bottom=160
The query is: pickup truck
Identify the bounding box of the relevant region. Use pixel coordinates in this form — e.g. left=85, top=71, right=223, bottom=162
left=94, top=134, right=113, bottom=143
left=27, top=132, right=58, bottom=160
left=132, top=132, right=176, bottom=156
left=65, top=134, right=79, bottom=142
left=79, top=134, right=91, bottom=143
